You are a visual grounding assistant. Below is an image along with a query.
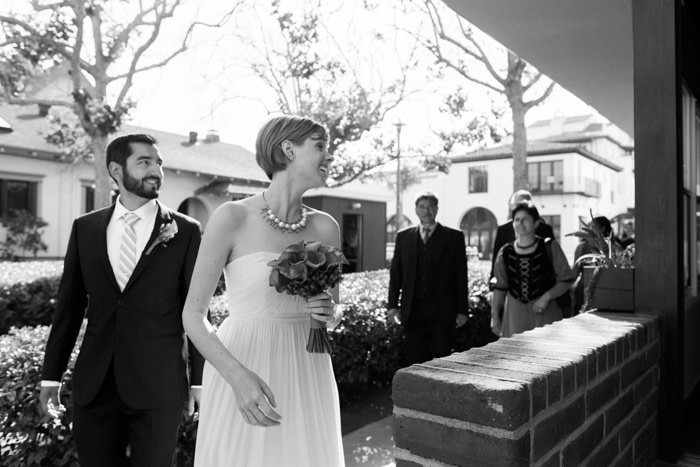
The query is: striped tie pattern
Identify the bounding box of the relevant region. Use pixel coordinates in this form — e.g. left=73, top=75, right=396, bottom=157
left=117, top=212, right=140, bottom=290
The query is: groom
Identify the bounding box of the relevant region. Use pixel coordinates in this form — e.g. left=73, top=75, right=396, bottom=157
left=39, top=134, right=204, bottom=466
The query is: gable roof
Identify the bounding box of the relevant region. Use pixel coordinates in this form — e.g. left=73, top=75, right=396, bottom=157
left=451, top=139, right=624, bottom=171
left=118, top=124, right=267, bottom=184
left=0, top=103, right=267, bottom=184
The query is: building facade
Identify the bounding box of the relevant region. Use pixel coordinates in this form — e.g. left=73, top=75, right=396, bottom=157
left=0, top=102, right=388, bottom=272
left=392, top=114, right=635, bottom=262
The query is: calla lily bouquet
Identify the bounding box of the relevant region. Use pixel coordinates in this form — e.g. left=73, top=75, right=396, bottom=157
left=268, top=241, right=349, bottom=353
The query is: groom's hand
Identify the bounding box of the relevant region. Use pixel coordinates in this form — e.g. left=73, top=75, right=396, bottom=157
left=455, top=313, right=468, bottom=328
left=38, top=386, right=65, bottom=420
left=187, top=386, right=202, bottom=418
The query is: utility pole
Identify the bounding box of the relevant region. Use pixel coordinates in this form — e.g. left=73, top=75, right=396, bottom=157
left=394, top=121, right=406, bottom=235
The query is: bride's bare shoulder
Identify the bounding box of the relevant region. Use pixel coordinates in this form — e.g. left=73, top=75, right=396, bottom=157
left=305, top=206, right=340, bottom=244
left=208, top=198, right=260, bottom=230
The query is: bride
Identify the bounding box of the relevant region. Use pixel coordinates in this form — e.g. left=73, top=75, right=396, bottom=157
left=183, top=115, right=345, bottom=466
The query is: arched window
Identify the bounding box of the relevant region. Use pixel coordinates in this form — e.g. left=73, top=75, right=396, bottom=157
left=386, top=214, right=413, bottom=243
left=177, top=197, right=210, bottom=229
left=460, top=207, right=498, bottom=260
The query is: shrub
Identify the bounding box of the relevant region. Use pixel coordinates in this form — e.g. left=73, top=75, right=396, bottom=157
left=0, top=325, right=205, bottom=466
left=0, top=210, right=49, bottom=260
left=455, top=278, right=498, bottom=351
left=330, top=270, right=404, bottom=403
left=0, top=261, right=63, bottom=287
left=0, top=325, right=79, bottom=466
left=0, top=263, right=494, bottom=463
left=0, top=276, right=61, bottom=335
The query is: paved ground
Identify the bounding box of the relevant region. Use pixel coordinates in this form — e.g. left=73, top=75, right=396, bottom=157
left=342, top=416, right=395, bottom=467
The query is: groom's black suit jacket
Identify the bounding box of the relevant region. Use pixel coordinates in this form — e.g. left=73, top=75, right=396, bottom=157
left=42, top=201, right=204, bottom=410
left=388, top=223, right=468, bottom=326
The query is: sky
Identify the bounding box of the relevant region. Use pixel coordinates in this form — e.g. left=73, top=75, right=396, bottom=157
left=2, top=0, right=596, bottom=153
left=124, top=0, right=595, bottom=152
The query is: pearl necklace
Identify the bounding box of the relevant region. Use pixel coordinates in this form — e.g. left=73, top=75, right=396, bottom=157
left=260, top=192, right=309, bottom=233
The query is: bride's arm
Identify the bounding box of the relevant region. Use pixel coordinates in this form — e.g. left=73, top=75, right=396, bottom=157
left=305, top=211, right=343, bottom=327
left=182, top=203, right=281, bottom=427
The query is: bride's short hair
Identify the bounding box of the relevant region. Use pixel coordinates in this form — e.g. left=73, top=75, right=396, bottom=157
left=255, top=116, right=328, bottom=179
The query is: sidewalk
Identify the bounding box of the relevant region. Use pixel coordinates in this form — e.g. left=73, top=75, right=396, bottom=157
left=342, top=416, right=395, bottom=467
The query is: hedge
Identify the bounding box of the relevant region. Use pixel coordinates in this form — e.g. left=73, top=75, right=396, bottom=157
left=0, top=276, right=61, bottom=335
left=0, top=325, right=197, bottom=466
left=0, top=266, right=494, bottom=465
left=0, top=326, right=79, bottom=466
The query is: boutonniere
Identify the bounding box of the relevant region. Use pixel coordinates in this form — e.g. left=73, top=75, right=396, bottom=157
left=144, top=220, right=178, bottom=255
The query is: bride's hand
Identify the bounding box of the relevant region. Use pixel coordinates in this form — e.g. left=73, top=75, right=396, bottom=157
left=305, top=292, right=336, bottom=323
left=226, top=366, right=282, bottom=427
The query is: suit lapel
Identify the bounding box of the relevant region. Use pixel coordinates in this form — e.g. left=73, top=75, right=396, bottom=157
left=95, top=204, right=121, bottom=292
left=429, top=223, right=449, bottom=252
left=122, top=201, right=172, bottom=293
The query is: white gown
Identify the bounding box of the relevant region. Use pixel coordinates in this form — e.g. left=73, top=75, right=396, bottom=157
left=194, top=251, right=345, bottom=467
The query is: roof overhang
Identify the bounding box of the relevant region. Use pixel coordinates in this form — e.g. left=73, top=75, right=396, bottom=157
left=442, top=0, right=633, bottom=136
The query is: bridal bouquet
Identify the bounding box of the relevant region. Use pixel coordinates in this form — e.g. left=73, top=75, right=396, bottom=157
left=268, top=240, right=348, bottom=354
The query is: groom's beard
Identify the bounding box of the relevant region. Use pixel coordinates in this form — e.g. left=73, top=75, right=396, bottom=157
left=123, top=168, right=161, bottom=199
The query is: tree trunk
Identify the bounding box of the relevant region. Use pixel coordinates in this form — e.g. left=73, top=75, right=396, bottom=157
left=91, top=134, right=112, bottom=209
left=506, top=52, right=528, bottom=192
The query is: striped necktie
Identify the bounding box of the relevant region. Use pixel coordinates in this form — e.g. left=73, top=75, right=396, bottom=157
left=117, top=212, right=140, bottom=291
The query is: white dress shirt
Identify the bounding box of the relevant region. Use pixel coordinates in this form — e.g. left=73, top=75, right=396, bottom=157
left=107, top=197, right=158, bottom=281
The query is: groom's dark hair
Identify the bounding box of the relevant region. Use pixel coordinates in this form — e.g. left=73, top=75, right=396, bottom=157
left=106, top=133, right=158, bottom=182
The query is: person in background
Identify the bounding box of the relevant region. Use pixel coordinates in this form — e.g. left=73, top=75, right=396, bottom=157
left=388, top=192, right=469, bottom=365
left=489, top=189, right=554, bottom=286
left=618, top=220, right=635, bottom=248
left=491, top=201, right=574, bottom=338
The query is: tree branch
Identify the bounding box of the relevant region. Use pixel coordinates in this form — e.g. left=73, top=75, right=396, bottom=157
left=111, top=0, right=242, bottom=107
left=30, top=0, right=72, bottom=11
left=524, top=81, right=556, bottom=109
left=522, top=71, right=543, bottom=91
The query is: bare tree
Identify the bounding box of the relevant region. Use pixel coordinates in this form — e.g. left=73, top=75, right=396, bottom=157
left=0, top=0, right=241, bottom=208
left=210, top=1, right=428, bottom=187
left=412, top=0, right=555, bottom=191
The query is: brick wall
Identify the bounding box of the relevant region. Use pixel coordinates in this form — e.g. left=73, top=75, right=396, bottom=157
left=392, top=312, right=660, bottom=466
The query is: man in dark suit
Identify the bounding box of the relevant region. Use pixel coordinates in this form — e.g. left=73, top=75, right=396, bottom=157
left=39, top=134, right=204, bottom=467
left=489, top=189, right=555, bottom=284
left=388, top=192, right=469, bottom=365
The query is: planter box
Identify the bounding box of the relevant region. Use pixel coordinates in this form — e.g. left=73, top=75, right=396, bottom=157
left=583, top=266, right=635, bottom=311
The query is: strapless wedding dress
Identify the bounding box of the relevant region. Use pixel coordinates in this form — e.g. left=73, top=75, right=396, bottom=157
left=194, top=251, right=344, bottom=466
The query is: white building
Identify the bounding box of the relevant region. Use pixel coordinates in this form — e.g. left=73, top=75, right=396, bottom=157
left=358, top=114, right=635, bottom=262
left=0, top=102, right=270, bottom=258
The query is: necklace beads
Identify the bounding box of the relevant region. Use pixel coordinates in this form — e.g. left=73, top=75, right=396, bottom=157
left=261, top=192, right=309, bottom=234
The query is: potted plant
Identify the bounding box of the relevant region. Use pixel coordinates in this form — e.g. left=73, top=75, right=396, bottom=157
left=567, top=212, right=635, bottom=312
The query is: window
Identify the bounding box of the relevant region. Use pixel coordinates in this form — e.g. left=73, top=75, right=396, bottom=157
left=83, top=185, right=119, bottom=211
left=583, top=178, right=602, bottom=198
left=459, top=207, right=498, bottom=260
left=83, top=185, right=95, bottom=213
left=386, top=214, right=412, bottom=243
left=527, top=160, right=563, bottom=193
left=469, top=166, right=488, bottom=193
left=0, top=178, right=38, bottom=217
left=540, top=215, right=561, bottom=241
